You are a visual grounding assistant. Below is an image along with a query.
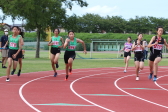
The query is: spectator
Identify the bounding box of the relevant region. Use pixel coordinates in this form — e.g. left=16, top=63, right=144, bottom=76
left=0, top=29, right=9, bottom=68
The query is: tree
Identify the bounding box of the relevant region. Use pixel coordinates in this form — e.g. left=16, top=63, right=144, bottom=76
left=0, top=0, right=88, bottom=58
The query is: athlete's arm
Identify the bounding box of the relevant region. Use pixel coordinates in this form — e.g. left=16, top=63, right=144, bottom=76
left=59, top=37, right=64, bottom=48
left=48, top=39, right=53, bottom=46
left=164, top=39, right=168, bottom=48
left=131, top=42, right=136, bottom=51
left=21, top=37, right=24, bottom=46
left=63, top=38, right=69, bottom=49
left=120, top=43, right=125, bottom=52
left=140, top=41, right=145, bottom=50
left=148, top=36, right=157, bottom=48
left=77, top=38, right=87, bottom=54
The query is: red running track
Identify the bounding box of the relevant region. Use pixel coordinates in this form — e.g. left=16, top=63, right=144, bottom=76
left=0, top=67, right=168, bottom=112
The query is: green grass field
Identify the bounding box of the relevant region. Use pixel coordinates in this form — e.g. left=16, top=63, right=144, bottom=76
left=0, top=50, right=168, bottom=77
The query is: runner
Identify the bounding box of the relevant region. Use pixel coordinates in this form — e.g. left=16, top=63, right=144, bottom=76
left=132, top=33, right=145, bottom=81
left=12, top=28, right=24, bottom=76
left=63, top=31, right=87, bottom=80
left=48, top=28, right=64, bottom=77
left=0, top=29, right=9, bottom=68
left=5, top=26, right=23, bottom=82
left=121, top=37, right=132, bottom=73
left=148, top=26, right=168, bottom=81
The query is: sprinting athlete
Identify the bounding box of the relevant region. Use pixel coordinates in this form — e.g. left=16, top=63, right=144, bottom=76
left=48, top=28, right=64, bottom=77
left=148, top=26, right=168, bottom=81
left=121, top=37, right=132, bottom=73
left=132, top=34, right=145, bottom=81
left=5, top=26, right=23, bottom=82
left=64, top=31, right=87, bottom=80
left=11, top=28, right=24, bottom=76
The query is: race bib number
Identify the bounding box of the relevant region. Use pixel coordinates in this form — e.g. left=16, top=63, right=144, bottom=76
left=153, top=44, right=163, bottom=50
left=125, top=48, right=130, bottom=52
left=53, top=41, right=59, bottom=45
left=134, top=46, right=142, bottom=51
left=10, top=42, right=17, bottom=47
left=68, top=46, right=76, bottom=50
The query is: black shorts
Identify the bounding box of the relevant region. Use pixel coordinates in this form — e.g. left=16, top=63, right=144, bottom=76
left=64, top=51, right=76, bottom=64
left=134, top=52, right=144, bottom=62
left=8, top=49, right=19, bottom=61
left=124, top=52, right=131, bottom=57
left=149, top=53, right=162, bottom=61
left=50, top=47, right=61, bottom=55
left=18, top=49, right=23, bottom=58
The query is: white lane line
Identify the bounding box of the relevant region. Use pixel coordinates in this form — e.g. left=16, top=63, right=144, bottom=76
left=19, top=75, right=53, bottom=112
left=114, top=74, right=168, bottom=109
left=70, top=72, right=116, bottom=112
left=19, top=70, right=110, bottom=112
left=155, top=75, right=168, bottom=91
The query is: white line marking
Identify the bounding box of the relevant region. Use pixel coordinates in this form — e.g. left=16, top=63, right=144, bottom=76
left=19, top=75, right=53, bottom=112
left=19, top=70, right=107, bottom=112
left=70, top=72, right=116, bottom=112
left=114, top=74, right=168, bottom=108
left=155, top=75, right=168, bottom=91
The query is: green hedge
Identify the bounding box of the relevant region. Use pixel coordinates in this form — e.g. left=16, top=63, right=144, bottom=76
left=1, top=31, right=168, bottom=43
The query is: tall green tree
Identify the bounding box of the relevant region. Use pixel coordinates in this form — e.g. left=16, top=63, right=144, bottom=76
left=0, top=0, right=88, bottom=58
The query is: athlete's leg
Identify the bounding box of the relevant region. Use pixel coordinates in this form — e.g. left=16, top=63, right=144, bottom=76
left=6, top=58, right=13, bottom=78
left=54, top=53, right=60, bottom=64
left=153, top=57, right=162, bottom=77
left=68, top=58, right=74, bottom=71
left=149, top=60, right=154, bottom=74
left=125, top=56, right=130, bottom=71
left=135, top=61, right=140, bottom=77
left=139, top=61, right=144, bottom=71
left=50, top=54, right=56, bottom=73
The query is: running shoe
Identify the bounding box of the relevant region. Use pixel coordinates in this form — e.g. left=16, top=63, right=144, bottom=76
left=54, top=72, right=57, bottom=77
left=148, top=73, right=153, bottom=80
left=136, top=76, right=139, bottom=81
left=2, top=66, right=7, bottom=68
left=11, top=70, right=15, bottom=75
left=124, top=70, right=127, bottom=73
left=65, top=75, right=69, bottom=81
left=17, top=70, right=21, bottom=76
left=56, top=63, right=59, bottom=68
left=69, top=69, right=72, bottom=75
left=153, top=76, right=157, bottom=82
left=6, top=78, right=10, bottom=82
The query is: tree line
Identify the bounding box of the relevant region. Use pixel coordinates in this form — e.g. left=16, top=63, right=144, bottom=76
left=65, top=14, right=168, bottom=34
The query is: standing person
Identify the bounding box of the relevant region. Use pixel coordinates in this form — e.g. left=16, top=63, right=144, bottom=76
left=48, top=28, right=64, bottom=77
left=11, top=28, right=24, bottom=76
left=0, top=29, right=9, bottom=68
left=5, top=26, right=23, bottom=82
left=121, top=37, right=132, bottom=73
left=64, top=31, right=87, bottom=80
left=132, top=34, right=145, bottom=81
left=148, top=27, right=168, bottom=81
left=143, top=39, right=148, bottom=60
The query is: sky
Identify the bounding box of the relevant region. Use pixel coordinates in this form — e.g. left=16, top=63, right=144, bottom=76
left=1, top=0, right=168, bottom=25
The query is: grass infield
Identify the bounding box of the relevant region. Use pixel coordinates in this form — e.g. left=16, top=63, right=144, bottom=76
left=0, top=50, right=168, bottom=77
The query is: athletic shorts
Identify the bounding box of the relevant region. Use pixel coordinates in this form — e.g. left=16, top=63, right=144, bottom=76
left=8, top=49, right=19, bottom=61
left=1, top=49, right=9, bottom=57
left=149, top=53, right=162, bottom=62
left=64, top=50, right=76, bottom=64
left=134, top=52, right=144, bottom=62
left=17, top=49, right=23, bottom=59
left=50, top=47, right=61, bottom=55
left=124, top=52, right=131, bottom=57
